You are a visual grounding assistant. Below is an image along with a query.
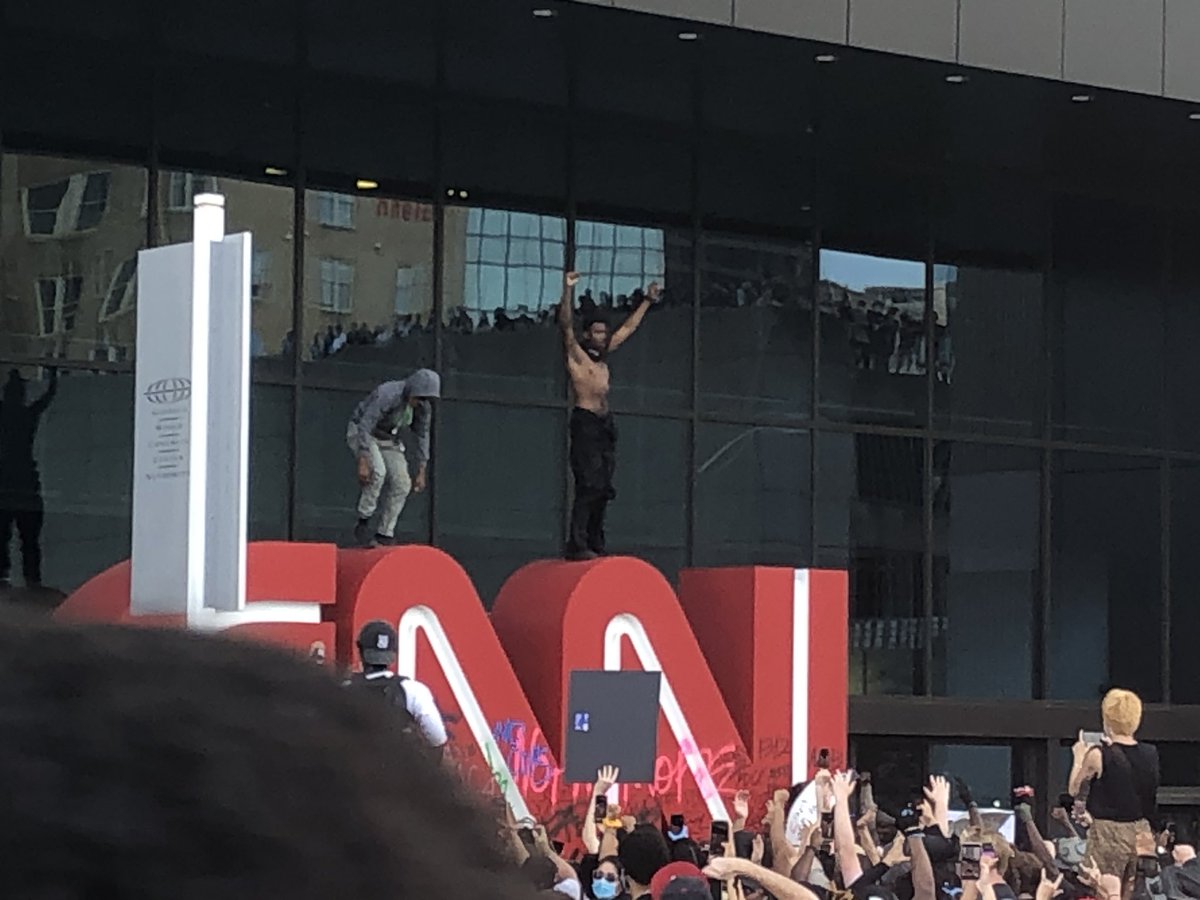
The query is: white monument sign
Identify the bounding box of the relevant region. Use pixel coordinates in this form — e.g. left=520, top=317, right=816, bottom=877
left=131, top=195, right=250, bottom=622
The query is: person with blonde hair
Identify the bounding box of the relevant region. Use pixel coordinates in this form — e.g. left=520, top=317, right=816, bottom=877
left=1069, top=688, right=1160, bottom=894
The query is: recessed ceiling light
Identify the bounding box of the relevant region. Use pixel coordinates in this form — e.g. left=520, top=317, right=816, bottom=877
left=447, top=188, right=456, bottom=197
left=800, top=204, right=812, bottom=212
left=458, top=190, right=469, bottom=199
left=677, top=31, right=699, bottom=41
left=356, top=178, right=379, bottom=190
left=532, top=7, right=556, bottom=17
left=264, top=166, right=288, bottom=177
left=815, top=53, right=837, bottom=63
left=1071, top=93, right=1093, bottom=103
left=945, top=73, right=968, bottom=84
left=1189, top=111, right=1200, bottom=121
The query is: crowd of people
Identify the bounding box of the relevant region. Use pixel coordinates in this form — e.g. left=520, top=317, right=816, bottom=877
left=1, top=601, right=1189, bottom=900
left=503, top=689, right=1190, bottom=900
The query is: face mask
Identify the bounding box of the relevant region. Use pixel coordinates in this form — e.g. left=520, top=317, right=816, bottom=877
left=592, top=876, right=620, bottom=899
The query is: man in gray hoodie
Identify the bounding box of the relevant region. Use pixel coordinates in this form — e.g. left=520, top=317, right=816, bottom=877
left=346, top=369, right=440, bottom=547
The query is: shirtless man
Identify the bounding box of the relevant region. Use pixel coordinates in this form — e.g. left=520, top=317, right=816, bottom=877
left=559, top=270, right=660, bottom=560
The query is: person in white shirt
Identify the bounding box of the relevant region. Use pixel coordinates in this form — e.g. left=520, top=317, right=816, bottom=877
left=344, top=620, right=447, bottom=749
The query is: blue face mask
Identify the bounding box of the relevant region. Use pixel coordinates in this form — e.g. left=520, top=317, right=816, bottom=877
left=592, top=876, right=620, bottom=899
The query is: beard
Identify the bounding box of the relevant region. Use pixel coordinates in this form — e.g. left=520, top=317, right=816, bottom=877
left=582, top=341, right=608, bottom=362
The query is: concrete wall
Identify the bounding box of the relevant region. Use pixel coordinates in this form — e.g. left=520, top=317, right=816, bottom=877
left=572, top=0, right=1200, bottom=103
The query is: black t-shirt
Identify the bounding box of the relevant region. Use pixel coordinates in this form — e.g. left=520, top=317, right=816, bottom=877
left=1087, top=743, right=1160, bottom=823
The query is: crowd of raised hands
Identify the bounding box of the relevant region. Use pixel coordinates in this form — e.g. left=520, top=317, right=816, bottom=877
left=501, top=764, right=1196, bottom=900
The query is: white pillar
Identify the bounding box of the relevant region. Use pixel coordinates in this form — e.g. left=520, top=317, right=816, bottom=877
left=131, top=193, right=250, bottom=622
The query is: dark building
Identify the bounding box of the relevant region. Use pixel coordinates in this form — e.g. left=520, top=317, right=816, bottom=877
left=0, top=0, right=1197, bottom=820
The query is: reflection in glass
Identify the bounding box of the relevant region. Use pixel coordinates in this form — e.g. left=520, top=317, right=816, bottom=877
left=818, top=250, right=926, bottom=425
left=932, top=444, right=1039, bottom=699
left=574, top=218, right=693, bottom=412
left=0, top=154, right=146, bottom=362
left=441, top=206, right=564, bottom=401
left=694, top=424, right=811, bottom=567
left=699, top=234, right=813, bottom=418
left=303, top=190, right=435, bottom=381
left=1049, top=453, right=1161, bottom=702
left=932, top=264, right=1043, bottom=437
left=0, top=369, right=132, bottom=597
left=163, top=172, right=295, bottom=374
left=817, top=431, right=924, bottom=695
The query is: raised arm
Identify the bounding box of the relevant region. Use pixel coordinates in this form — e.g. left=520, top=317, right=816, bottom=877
left=582, top=765, right=618, bottom=856
left=831, top=771, right=864, bottom=887
left=608, top=281, right=660, bottom=352
left=31, top=367, right=58, bottom=416
left=705, top=857, right=824, bottom=900
left=925, top=775, right=952, bottom=839
left=1068, top=732, right=1102, bottom=797
left=560, top=271, right=587, bottom=365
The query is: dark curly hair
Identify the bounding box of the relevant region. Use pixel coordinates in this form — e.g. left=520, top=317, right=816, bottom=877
left=0, top=612, right=536, bottom=900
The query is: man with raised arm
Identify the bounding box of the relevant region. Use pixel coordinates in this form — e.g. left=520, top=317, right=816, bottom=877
left=559, top=270, right=660, bottom=560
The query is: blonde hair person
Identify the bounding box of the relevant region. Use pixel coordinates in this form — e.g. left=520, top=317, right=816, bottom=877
left=1068, top=688, right=1161, bottom=895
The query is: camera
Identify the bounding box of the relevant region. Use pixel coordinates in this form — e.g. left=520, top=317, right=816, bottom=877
left=898, top=804, right=921, bottom=834
left=959, top=843, right=982, bottom=880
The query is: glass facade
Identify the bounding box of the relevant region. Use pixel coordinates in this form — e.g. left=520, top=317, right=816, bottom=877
left=3, top=0, right=1199, bottom=792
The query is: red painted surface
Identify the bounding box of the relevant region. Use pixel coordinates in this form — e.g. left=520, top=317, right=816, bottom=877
left=55, top=542, right=848, bottom=851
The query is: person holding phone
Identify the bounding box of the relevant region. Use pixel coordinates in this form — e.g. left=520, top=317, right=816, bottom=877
left=1068, top=688, right=1160, bottom=891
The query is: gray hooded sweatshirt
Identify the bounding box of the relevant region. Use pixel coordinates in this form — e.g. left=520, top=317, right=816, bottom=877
left=348, top=369, right=441, bottom=462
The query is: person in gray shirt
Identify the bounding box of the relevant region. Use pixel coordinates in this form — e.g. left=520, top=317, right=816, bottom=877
left=346, top=369, right=440, bottom=546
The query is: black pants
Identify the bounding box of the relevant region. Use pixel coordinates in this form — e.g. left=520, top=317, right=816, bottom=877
left=0, top=495, right=44, bottom=585
left=567, top=408, right=617, bottom=556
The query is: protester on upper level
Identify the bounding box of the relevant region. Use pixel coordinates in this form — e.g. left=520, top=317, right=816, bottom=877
left=1070, top=689, right=1160, bottom=889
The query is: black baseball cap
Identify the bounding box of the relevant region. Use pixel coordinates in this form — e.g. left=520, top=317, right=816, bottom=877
left=357, top=620, right=398, bottom=666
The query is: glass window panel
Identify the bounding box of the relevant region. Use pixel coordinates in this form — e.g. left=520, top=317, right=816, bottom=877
left=700, top=232, right=813, bottom=420
left=928, top=745, right=1013, bottom=808
left=435, top=402, right=563, bottom=606
left=694, top=424, right=811, bottom=567
left=1, top=154, right=146, bottom=363
left=295, top=386, right=430, bottom=545
left=1170, top=462, right=1200, bottom=705
left=850, top=736, right=925, bottom=816
left=248, top=383, right=291, bottom=540
left=1052, top=195, right=1164, bottom=447
left=303, top=189, right=435, bottom=383
left=817, top=431, right=924, bottom=695
left=164, top=172, right=296, bottom=374
left=931, top=264, right=1044, bottom=437
left=818, top=249, right=927, bottom=427
left=443, top=205, right=566, bottom=402
left=1049, top=453, right=1162, bottom=702
left=1167, top=211, right=1200, bottom=450
left=932, top=444, right=1040, bottom=699
left=573, top=219, right=693, bottom=413
left=602, top=415, right=688, bottom=582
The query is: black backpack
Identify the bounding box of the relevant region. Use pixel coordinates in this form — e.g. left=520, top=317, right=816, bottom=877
left=345, top=672, right=419, bottom=737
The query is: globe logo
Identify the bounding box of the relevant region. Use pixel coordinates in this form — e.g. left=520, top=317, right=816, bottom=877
left=145, top=377, right=192, bottom=404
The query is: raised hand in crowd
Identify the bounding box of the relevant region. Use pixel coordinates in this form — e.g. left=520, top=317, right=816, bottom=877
left=1036, top=868, right=1064, bottom=900
left=924, top=774, right=953, bottom=838
left=733, top=789, right=751, bottom=832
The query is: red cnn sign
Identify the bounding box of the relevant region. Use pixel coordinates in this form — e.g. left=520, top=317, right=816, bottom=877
left=56, top=543, right=847, bottom=848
